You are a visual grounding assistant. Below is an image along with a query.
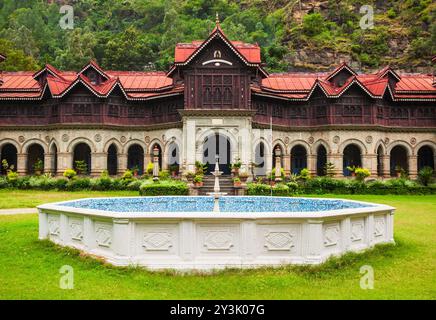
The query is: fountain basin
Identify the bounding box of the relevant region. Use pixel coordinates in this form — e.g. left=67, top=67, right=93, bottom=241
left=38, top=196, right=395, bottom=271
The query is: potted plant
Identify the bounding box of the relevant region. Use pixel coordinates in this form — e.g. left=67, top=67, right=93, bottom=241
left=184, top=171, right=195, bottom=182
left=233, top=177, right=242, bottom=187
left=169, top=164, right=179, bottom=177
left=74, top=160, right=88, bottom=175
left=33, top=158, right=44, bottom=176
left=131, top=165, right=140, bottom=177
left=238, top=171, right=249, bottom=183
left=231, top=159, right=242, bottom=176
left=193, top=175, right=203, bottom=187
left=395, top=165, right=404, bottom=178
left=346, top=165, right=356, bottom=177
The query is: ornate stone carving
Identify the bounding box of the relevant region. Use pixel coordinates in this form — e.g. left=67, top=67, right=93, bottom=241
left=162, top=134, right=166, bottom=142
left=264, top=231, right=294, bottom=251
left=18, top=136, right=25, bottom=143
left=144, top=136, right=150, bottom=144
left=365, top=136, right=373, bottom=144
left=70, top=221, right=83, bottom=241
left=374, top=218, right=385, bottom=237
left=45, top=136, right=50, bottom=143
left=120, top=136, right=127, bottom=143
left=284, top=137, right=290, bottom=145
left=384, top=137, right=390, bottom=145
left=308, top=136, right=314, bottom=144
left=324, top=224, right=340, bottom=247
left=333, top=136, right=340, bottom=144
left=96, top=226, right=112, bottom=247
left=62, top=134, right=69, bottom=142
left=48, top=218, right=60, bottom=236
left=94, top=134, right=102, bottom=142
left=410, top=137, right=416, bottom=145
left=350, top=221, right=364, bottom=242
left=143, top=231, right=173, bottom=251
left=204, top=230, right=233, bottom=250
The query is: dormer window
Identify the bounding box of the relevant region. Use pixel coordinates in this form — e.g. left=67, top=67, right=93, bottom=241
left=88, top=71, right=98, bottom=85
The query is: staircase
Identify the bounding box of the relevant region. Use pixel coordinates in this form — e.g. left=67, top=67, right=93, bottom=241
left=198, top=175, right=234, bottom=195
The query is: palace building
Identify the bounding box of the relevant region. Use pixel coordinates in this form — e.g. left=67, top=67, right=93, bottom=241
left=0, top=21, right=435, bottom=179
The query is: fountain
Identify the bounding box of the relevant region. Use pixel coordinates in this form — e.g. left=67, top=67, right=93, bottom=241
left=206, top=155, right=227, bottom=212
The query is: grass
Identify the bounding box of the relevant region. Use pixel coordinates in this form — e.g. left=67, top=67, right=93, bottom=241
left=0, top=189, right=138, bottom=209
left=0, top=192, right=435, bottom=299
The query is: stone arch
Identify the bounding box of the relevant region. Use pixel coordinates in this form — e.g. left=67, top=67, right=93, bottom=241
left=0, top=138, right=20, bottom=151
left=290, top=144, right=308, bottom=174
left=26, top=143, right=45, bottom=174
left=312, top=139, right=331, bottom=155
left=339, top=139, right=367, bottom=154
left=373, top=139, right=386, bottom=155
left=72, top=142, right=92, bottom=175
left=103, top=138, right=122, bottom=153
left=164, top=139, right=181, bottom=171
left=122, top=139, right=147, bottom=155
left=107, top=143, right=118, bottom=176
left=386, top=140, right=413, bottom=156
left=49, top=139, right=59, bottom=175
left=148, top=138, right=164, bottom=155
left=414, top=140, right=436, bottom=155
left=389, top=144, right=409, bottom=176
left=272, top=139, right=287, bottom=155
left=288, top=140, right=311, bottom=155
left=0, top=140, right=19, bottom=174
left=22, top=139, right=48, bottom=154
left=342, top=143, right=363, bottom=176
left=67, top=137, right=96, bottom=153
left=253, top=138, right=269, bottom=176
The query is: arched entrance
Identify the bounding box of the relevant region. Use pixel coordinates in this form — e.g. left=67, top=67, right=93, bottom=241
left=0, top=143, right=17, bottom=174
left=73, top=143, right=91, bottom=175
left=107, top=144, right=118, bottom=176
left=417, top=146, right=434, bottom=171
left=343, top=144, right=362, bottom=176
left=254, top=142, right=266, bottom=176
left=27, top=144, right=45, bottom=175
left=203, top=133, right=231, bottom=174
left=390, top=145, right=408, bottom=176
left=291, top=145, right=307, bottom=174
left=316, top=145, right=327, bottom=176
left=167, top=142, right=179, bottom=173
left=127, top=144, right=144, bottom=175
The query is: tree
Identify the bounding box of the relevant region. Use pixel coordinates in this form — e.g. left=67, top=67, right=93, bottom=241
left=0, top=39, right=39, bottom=71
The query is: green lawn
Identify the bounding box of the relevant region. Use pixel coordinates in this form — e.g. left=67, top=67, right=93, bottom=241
left=0, top=193, right=435, bottom=299
left=0, top=189, right=138, bottom=209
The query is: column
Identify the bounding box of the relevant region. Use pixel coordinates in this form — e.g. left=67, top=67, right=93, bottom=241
left=307, top=154, right=317, bottom=176
left=185, top=119, right=196, bottom=172
left=118, top=153, right=127, bottom=175
left=16, top=153, right=27, bottom=176
left=363, top=154, right=378, bottom=178
left=57, top=152, right=72, bottom=176
left=381, top=154, right=390, bottom=178
left=283, top=153, right=291, bottom=175
left=305, top=219, right=324, bottom=263
left=44, top=153, right=54, bottom=175
left=408, top=155, right=418, bottom=179
left=329, top=153, right=343, bottom=178
left=91, top=152, right=107, bottom=176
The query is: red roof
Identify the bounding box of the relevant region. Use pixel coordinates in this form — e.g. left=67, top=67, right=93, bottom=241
left=174, top=40, right=261, bottom=64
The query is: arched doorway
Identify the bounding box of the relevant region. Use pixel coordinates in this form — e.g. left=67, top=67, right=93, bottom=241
left=127, top=144, right=144, bottom=175
left=254, top=142, right=266, bottom=176
left=390, top=145, right=408, bottom=176
left=377, top=145, right=383, bottom=177
left=291, top=145, right=307, bottom=174
left=27, top=144, right=45, bottom=175
left=107, top=144, right=118, bottom=176
left=343, top=144, right=362, bottom=176
left=167, top=142, right=179, bottom=173
left=203, top=133, right=231, bottom=174
left=417, top=146, right=434, bottom=172
left=50, top=144, right=58, bottom=175
left=316, top=145, right=327, bottom=176
left=73, top=143, right=91, bottom=175
left=0, top=143, right=17, bottom=174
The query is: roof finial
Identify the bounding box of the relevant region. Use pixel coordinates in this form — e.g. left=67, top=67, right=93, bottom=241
left=216, top=12, right=220, bottom=25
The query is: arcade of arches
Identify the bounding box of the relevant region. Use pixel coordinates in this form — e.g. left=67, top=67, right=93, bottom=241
left=0, top=130, right=435, bottom=179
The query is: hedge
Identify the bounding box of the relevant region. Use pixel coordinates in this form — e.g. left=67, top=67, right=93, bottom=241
left=139, top=180, right=189, bottom=196
left=247, top=177, right=436, bottom=196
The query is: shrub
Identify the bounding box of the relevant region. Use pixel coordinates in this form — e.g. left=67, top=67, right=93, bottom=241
left=159, top=170, right=170, bottom=180
left=418, top=166, right=434, bottom=186
left=139, top=180, right=189, bottom=196
left=0, top=176, right=9, bottom=188
left=286, top=181, right=299, bottom=194
left=193, top=175, right=203, bottom=183
left=122, top=170, right=133, bottom=180
left=6, top=170, right=19, bottom=183
left=298, top=168, right=311, bottom=182
left=247, top=183, right=271, bottom=196
left=74, top=160, right=88, bottom=175
left=63, top=169, right=77, bottom=180
left=272, top=183, right=290, bottom=196
left=146, top=162, right=154, bottom=175
left=66, top=177, right=91, bottom=191
left=355, top=167, right=370, bottom=182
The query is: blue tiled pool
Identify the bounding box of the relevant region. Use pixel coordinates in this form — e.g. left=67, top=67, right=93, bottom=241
left=60, top=196, right=374, bottom=213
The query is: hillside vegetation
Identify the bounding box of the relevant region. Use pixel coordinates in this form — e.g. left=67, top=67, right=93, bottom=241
left=0, top=0, right=434, bottom=73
